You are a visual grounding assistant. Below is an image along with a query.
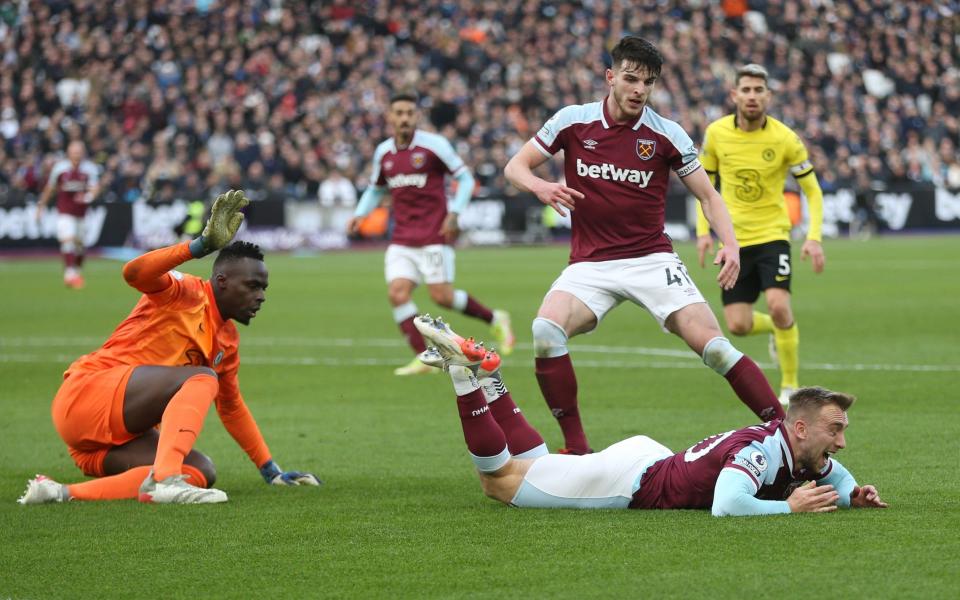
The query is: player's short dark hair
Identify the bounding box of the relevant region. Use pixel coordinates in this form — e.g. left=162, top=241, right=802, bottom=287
left=736, top=63, right=769, bottom=84
left=610, top=36, right=663, bottom=78
left=214, top=241, right=264, bottom=267
left=786, top=386, right=856, bottom=419
left=390, top=90, right=418, bottom=105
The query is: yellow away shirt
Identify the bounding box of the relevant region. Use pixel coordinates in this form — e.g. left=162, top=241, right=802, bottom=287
left=697, top=114, right=821, bottom=246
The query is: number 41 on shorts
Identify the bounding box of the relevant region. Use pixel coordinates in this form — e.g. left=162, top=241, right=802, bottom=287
left=665, top=264, right=692, bottom=287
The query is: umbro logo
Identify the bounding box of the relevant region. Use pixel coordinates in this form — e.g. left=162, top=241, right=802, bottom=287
left=583, top=139, right=598, bottom=150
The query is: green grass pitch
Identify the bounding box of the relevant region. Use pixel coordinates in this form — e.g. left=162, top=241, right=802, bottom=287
left=1, top=236, right=958, bottom=598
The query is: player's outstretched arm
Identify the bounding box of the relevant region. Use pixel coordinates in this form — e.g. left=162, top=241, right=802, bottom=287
left=122, top=242, right=196, bottom=294
left=504, top=142, right=583, bottom=217
left=122, top=190, right=249, bottom=293
left=188, top=189, right=249, bottom=258
left=681, top=169, right=740, bottom=290
left=712, top=468, right=791, bottom=517
left=259, top=459, right=322, bottom=486
left=213, top=372, right=321, bottom=488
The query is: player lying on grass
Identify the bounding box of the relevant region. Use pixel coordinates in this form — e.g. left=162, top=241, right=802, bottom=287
left=18, top=190, right=319, bottom=506
left=414, top=315, right=887, bottom=515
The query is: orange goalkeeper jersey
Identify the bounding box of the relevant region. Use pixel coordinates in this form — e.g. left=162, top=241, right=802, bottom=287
left=66, top=241, right=271, bottom=466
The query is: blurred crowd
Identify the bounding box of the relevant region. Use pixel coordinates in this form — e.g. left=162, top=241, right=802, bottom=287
left=0, top=0, right=957, bottom=207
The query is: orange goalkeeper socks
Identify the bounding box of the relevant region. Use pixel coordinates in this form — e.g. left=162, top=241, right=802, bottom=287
left=65, top=464, right=209, bottom=501
left=153, top=374, right=218, bottom=481
left=67, top=466, right=152, bottom=500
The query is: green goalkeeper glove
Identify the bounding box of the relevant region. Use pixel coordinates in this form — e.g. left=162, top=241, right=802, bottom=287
left=188, top=189, right=250, bottom=257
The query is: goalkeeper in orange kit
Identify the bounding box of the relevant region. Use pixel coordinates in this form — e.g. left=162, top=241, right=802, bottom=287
left=18, top=190, right=320, bottom=505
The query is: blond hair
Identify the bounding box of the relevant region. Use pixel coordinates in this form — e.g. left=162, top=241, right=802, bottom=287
left=785, top=386, right=856, bottom=421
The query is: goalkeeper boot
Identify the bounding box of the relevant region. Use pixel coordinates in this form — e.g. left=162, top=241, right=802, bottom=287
left=138, top=470, right=228, bottom=504
left=490, top=309, right=516, bottom=356
left=17, top=475, right=69, bottom=505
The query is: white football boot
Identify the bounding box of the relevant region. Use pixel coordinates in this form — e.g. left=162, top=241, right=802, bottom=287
left=418, top=345, right=501, bottom=377
left=415, top=315, right=501, bottom=375
left=138, top=471, right=228, bottom=504
left=17, top=475, right=69, bottom=505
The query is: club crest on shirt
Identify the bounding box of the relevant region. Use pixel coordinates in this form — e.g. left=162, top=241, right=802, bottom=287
left=213, top=350, right=224, bottom=366
left=636, top=139, right=656, bottom=160
left=411, top=151, right=426, bottom=169
left=384, top=160, right=394, bottom=170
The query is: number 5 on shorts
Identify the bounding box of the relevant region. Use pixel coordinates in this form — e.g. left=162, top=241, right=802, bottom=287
left=778, top=254, right=791, bottom=276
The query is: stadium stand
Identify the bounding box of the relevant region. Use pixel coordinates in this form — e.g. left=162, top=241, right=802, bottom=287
left=0, top=0, right=957, bottom=208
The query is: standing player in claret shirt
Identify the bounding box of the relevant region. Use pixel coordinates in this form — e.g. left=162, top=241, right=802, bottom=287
left=348, top=92, right=515, bottom=376
left=35, top=140, right=101, bottom=289
left=505, top=36, right=783, bottom=455
left=695, top=64, right=827, bottom=406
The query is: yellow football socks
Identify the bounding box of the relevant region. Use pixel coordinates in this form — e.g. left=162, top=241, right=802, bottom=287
left=774, top=322, right=799, bottom=389
left=749, top=311, right=774, bottom=335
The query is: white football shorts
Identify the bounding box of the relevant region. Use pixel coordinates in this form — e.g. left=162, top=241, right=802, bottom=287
left=510, top=435, right=673, bottom=509
left=56, top=213, right=85, bottom=244
left=385, top=243, right=455, bottom=285
left=547, top=252, right=706, bottom=331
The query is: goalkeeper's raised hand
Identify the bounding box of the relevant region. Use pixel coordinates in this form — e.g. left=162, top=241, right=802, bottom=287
left=259, top=459, right=322, bottom=486
left=188, top=189, right=250, bottom=258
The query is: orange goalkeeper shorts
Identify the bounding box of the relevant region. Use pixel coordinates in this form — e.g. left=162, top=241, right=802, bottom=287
left=51, top=366, right=137, bottom=477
